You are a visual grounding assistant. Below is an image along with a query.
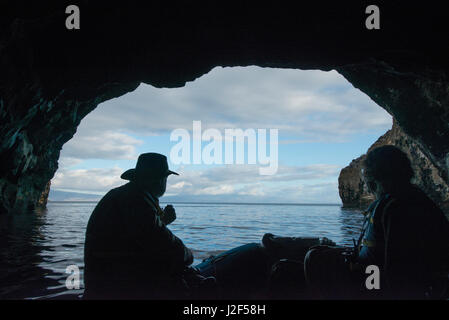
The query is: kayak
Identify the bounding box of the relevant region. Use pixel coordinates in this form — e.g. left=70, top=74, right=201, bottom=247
left=194, top=234, right=336, bottom=299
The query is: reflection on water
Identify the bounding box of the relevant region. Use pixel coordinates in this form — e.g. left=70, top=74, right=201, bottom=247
left=339, top=207, right=366, bottom=244
left=0, top=202, right=364, bottom=299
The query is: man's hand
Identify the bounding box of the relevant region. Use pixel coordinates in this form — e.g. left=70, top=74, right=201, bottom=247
left=161, top=204, right=176, bottom=225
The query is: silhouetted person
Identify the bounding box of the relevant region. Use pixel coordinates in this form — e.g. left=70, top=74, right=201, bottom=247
left=304, top=146, right=449, bottom=299
left=84, top=153, right=193, bottom=299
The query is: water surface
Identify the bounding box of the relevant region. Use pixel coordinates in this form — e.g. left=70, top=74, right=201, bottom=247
left=0, top=202, right=364, bottom=299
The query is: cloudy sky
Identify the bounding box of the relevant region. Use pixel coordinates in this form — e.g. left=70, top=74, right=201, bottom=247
left=51, top=66, right=392, bottom=203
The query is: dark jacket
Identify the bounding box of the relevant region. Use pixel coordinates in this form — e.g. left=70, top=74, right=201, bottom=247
left=84, top=182, right=193, bottom=299
left=358, top=184, right=449, bottom=298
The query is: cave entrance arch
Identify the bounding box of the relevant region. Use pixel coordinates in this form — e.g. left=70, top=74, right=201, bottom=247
left=1, top=2, right=448, bottom=216
left=51, top=66, right=392, bottom=206
left=2, top=2, right=449, bottom=302
left=47, top=66, right=393, bottom=274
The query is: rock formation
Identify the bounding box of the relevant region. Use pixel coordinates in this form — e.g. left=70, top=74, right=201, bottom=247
left=338, top=158, right=374, bottom=210
left=339, top=120, right=449, bottom=214
left=0, top=2, right=448, bottom=214
left=36, top=181, right=51, bottom=209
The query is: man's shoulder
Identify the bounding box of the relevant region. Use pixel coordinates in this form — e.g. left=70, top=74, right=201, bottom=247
left=382, top=185, right=445, bottom=221
left=93, top=183, right=139, bottom=208
left=104, top=182, right=138, bottom=197
left=108, top=183, right=159, bottom=211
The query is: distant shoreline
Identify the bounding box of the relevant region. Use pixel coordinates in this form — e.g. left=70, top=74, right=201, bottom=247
left=48, top=200, right=342, bottom=206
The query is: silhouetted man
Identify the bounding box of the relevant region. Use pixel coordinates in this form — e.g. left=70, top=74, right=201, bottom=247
left=304, top=146, right=449, bottom=299
left=84, top=153, right=193, bottom=299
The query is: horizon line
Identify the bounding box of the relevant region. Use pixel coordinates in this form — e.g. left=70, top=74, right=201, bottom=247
left=47, top=200, right=343, bottom=206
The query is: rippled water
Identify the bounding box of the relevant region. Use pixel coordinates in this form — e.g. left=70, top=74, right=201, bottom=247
left=0, top=202, right=364, bottom=299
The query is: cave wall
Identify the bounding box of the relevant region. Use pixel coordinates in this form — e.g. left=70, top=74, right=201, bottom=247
left=0, top=1, right=448, bottom=214
left=337, top=61, right=449, bottom=184
left=36, top=180, right=51, bottom=209
left=339, top=120, right=449, bottom=214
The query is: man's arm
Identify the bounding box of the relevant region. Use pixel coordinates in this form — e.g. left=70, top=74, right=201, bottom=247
left=130, top=200, right=193, bottom=272
left=151, top=213, right=194, bottom=266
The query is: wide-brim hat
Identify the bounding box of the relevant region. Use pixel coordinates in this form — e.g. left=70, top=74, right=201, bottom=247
left=120, top=153, right=179, bottom=181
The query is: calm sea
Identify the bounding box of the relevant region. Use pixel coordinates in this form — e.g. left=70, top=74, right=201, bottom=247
left=0, top=201, right=364, bottom=299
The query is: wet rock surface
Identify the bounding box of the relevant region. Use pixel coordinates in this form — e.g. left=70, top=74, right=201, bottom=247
left=36, top=181, right=51, bottom=209
left=0, top=2, right=448, bottom=214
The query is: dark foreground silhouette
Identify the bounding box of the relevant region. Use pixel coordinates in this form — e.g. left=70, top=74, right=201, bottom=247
left=84, top=149, right=449, bottom=300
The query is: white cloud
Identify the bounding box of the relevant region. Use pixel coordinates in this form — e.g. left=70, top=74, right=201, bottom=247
left=163, top=164, right=342, bottom=202
left=197, top=185, right=235, bottom=195
left=58, top=157, right=83, bottom=168
left=74, top=67, right=391, bottom=142
left=53, top=66, right=391, bottom=203
left=52, top=166, right=126, bottom=193
left=61, top=130, right=143, bottom=160
left=237, top=184, right=266, bottom=197
left=51, top=163, right=342, bottom=203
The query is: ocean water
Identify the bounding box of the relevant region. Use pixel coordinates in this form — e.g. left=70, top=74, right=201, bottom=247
left=0, top=201, right=364, bottom=299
